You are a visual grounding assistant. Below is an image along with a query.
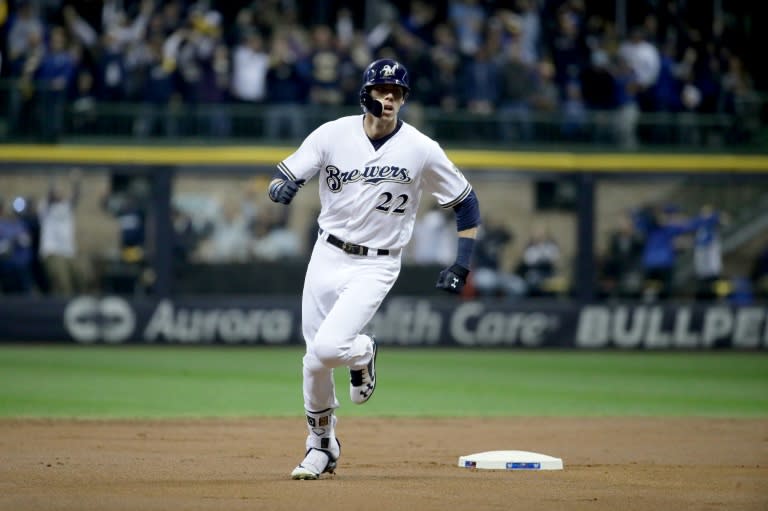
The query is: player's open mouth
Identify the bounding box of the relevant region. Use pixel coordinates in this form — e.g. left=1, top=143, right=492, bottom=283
left=383, top=105, right=394, bottom=113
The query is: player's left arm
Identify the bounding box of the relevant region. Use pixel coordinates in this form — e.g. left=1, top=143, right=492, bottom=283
left=436, top=190, right=481, bottom=294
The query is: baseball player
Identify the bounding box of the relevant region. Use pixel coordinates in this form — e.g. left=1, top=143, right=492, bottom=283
left=268, top=58, right=481, bottom=480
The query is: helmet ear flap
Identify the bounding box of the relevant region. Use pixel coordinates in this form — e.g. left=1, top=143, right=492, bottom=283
left=360, top=87, right=383, bottom=117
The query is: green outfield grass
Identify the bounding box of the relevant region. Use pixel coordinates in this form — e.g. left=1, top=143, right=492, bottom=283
left=1, top=346, right=766, bottom=418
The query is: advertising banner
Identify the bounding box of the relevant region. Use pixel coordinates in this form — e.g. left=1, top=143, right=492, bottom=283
left=0, top=296, right=766, bottom=349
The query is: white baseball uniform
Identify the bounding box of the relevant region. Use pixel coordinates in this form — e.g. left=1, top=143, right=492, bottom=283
left=277, top=114, right=471, bottom=413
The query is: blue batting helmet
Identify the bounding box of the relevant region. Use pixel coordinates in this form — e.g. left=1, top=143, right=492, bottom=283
left=360, top=59, right=410, bottom=96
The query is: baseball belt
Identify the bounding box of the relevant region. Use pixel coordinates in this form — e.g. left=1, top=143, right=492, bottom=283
left=320, top=229, right=390, bottom=256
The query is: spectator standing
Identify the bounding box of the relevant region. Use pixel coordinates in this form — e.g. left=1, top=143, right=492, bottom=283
left=134, top=34, right=177, bottom=137
left=581, top=34, right=617, bottom=132
left=265, top=32, right=308, bottom=140
left=693, top=205, right=728, bottom=299
left=618, top=27, right=660, bottom=112
left=95, top=31, right=127, bottom=102
left=172, top=1, right=224, bottom=133
left=460, top=41, right=499, bottom=115
left=230, top=29, right=269, bottom=135
left=448, top=0, right=486, bottom=56
left=35, top=26, right=76, bottom=142
left=102, top=178, right=148, bottom=293
left=38, top=170, right=84, bottom=295
left=458, top=41, right=499, bottom=140
left=102, top=183, right=147, bottom=266
left=549, top=6, right=587, bottom=95
left=653, top=39, right=684, bottom=114
left=610, top=54, right=640, bottom=149
left=15, top=196, right=48, bottom=293
left=694, top=49, right=723, bottom=116
left=515, top=224, right=561, bottom=296
left=425, top=23, right=461, bottom=112
left=6, top=0, right=44, bottom=66
left=197, top=43, right=231, bottom=137
left=171, top=205, right=200, bottom=264
left=498, top=42, right=537, bottom=141
left=401, top=0, right=438, bottom=46
left=0, top=196, right=33, bottom=294
left=514, top=0, right=541, bottom=64
left=231, top=29, right=269, bottom=103
left=720, top=55, right=760, bottom=143
left=634, top=204, right=703, bottom=300
left=529, top=58, right=560, bottom=128
left=304, top=24, right=345, bottom=116
left=7, top=24, right=44, bottom=137
left=600, top=211, right=645, bottom=298
left=648, top=38, right=684, bottom=142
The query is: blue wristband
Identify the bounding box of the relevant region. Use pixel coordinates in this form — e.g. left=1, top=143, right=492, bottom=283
left=456, top=237, right=475, bottom=268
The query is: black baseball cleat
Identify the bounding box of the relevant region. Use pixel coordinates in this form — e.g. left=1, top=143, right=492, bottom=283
left=350, top=336, right=377, bottom=404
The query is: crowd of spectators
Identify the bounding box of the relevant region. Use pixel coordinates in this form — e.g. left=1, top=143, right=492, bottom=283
left=0, top=0, right=762, bottom=144
left=1, top=0, right=765, bottom=299
left=597, top=202, right=744, bottom=302
left=0, top=169, right=86, bottom=295
left=407, top=210, right=564, bottom=300
left=3, top=170, right=768, bottom=302
left=0, top=170, right=306, bottom=296
left=403, top=192, right=768, bottom=303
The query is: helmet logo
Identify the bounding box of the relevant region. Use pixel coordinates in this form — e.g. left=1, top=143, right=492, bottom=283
left=380, top=63, right=398, bottom=77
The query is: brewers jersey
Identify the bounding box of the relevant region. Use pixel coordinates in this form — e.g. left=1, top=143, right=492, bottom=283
left=277, top=115, right=472, bottom=250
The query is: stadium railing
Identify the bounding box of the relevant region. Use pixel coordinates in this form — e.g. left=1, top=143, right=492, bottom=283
left=1, top=80, right=765, bottom=149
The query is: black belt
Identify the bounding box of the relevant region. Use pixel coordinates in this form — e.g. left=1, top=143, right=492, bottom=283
left=322, top=231, right=390, bottom=256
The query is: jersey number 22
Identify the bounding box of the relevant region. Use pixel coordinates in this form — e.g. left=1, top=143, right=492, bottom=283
left=375, top=192, right=409, bottom=215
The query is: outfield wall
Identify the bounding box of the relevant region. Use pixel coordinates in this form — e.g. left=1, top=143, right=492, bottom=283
left=2, top=147, right=768, bottom=303
left=2, top=146, right=768, bottom=348
left=0, top=296, right=765, bottom=349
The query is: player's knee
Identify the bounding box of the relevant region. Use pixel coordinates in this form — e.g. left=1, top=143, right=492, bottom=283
left=312, top=338, right=343, bottom=367
left=302, top=351, right=326, bottom=372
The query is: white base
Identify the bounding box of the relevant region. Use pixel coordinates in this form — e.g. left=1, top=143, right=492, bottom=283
left=458, top=450, right=564, bottom=471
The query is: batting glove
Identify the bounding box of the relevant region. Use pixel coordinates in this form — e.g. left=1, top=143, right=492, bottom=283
left=435, top=264, right=470, bottom=294
left=268, top=179, right=302, bottom=205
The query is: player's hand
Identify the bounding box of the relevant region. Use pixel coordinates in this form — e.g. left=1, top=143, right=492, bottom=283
left=435, top=264, right=470, bottom=294
left=269, top=179, right=303, bottom=204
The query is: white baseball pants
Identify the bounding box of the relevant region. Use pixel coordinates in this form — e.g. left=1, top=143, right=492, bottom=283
left=300, top=235, right=400, bottom=412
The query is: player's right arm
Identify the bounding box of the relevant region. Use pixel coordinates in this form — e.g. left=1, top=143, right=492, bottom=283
left=267, top=123, right=327, bottom=205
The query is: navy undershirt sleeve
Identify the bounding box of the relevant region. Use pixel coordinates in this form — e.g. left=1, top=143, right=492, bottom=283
left=453, top=190, right=481, bottom=231
left=452, top=190, right=481, bottom=268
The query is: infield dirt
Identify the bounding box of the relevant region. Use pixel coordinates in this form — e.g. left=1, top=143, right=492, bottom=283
left=1, top=417, right=766, bottom=511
